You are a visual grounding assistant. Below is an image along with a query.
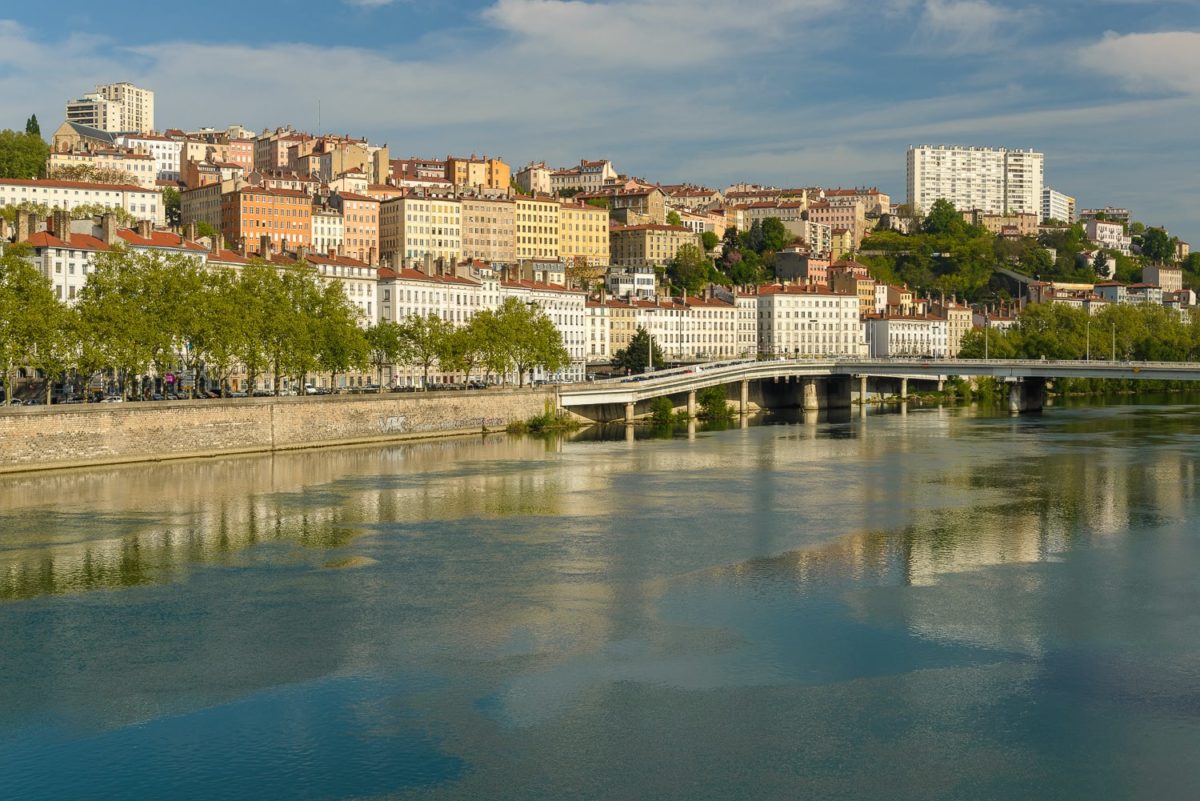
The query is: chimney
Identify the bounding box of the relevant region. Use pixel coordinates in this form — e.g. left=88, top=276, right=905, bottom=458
left=101, top=213, right=119, bottom=246
left=136, top=219, right=152, bottom=238
left=328, top=247, right=336, bottom=259
left=368, top=246, right=377, bottom=266
left=54, top=210, right=72, bottom=246
left=28, top=213, right=42, bottom=236
left=423, top=252, right=433, bottom=274
left=186, top=221, right=197, bottom=241
left=296, top=244, right=308, bottom=261
left=209, top=232, right=223, bottom=255
left=15, top=209, right=30, bottom=242
left=260, top=234, right=272, bottom=257
left=237, top=236, right=247, bottom=256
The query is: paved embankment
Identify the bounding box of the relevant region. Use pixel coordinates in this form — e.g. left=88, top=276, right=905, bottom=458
left=0, top=389, right=553, bottom=474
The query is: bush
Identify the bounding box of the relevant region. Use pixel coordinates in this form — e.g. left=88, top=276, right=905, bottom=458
left=697, top=386, right=732, bottom=420
left=649, top=396, right=674, bottom=425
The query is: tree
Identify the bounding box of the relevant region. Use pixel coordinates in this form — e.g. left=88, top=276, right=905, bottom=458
left=196, top=221, right=218, bottom=240
left=922, top=199, right=966, bottom=236
left=743, top=219, right=765, bottom=253
left=701, top=230, right=720, bottom=251
left=439, top=319, right=486, bottom=387
left=47, top=164, right=138, bottom=185
left=0, top=251, right=63, bottom=405
left=162, top=187, right=182, bottom=227
left=400, top=312, right=453, bottom=389
left=24, top=115, right=40, bottom=138
left=314, top=281, right=368, bottom=389
left=760, top=217, right=790, bottom=253
left=0, top=130, right=49, bottom=179
left=666, top=210, right=683, bottom=226
left=667, top=243, right=711, bottom=293
left=493, top=298, right=569, bottom=386
left=1092, top=249, right=1110, bottom=277
left=365, top=320, right=408, bottom=386
left=613, top=326, right=664, bottom=374
left=1140, top=227, right=1173, bottom=264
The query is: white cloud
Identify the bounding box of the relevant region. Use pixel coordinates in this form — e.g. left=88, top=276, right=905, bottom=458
left=914, top=0, right=1007, bottom=53
left=1077, top=31, right=1200, bottom=94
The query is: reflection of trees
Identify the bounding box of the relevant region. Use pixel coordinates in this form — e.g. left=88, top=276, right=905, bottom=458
left=0, top=437, right=597, bottom=602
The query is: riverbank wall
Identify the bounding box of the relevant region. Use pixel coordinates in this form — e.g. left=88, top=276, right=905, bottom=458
left=0, top=389, right=553, bottom=474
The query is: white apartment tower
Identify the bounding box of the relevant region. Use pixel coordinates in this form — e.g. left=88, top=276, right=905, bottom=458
left=1041, top=187, right=1076, bottom=224
left=64, top=82, right=155, bottom=134
left=907, top=145, right=1043, bottom=217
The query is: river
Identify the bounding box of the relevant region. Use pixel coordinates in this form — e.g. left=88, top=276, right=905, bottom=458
left=2, top=401, right=1199, bottom=800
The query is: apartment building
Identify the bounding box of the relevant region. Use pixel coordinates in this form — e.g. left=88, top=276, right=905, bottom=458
left=806, top=200, right=868, bottom=246
left=1085, top=219, right=1132, bottom=256
left=115, top=133, right=181, bottom=181
left=558, top=201, right=610, bottom=268
left=47, top=149, right=157, bottom=190
left=311, top=206, right=344, bottom=255
left=515, top=162, right=552, bottom=195
left=379, top=193, right=463, bottom=267
left=754, top=284, right=865, bottom=357
left=328, top=191, right=379, bottom=263
left=864, top=315, right=950, bottom=358
left=1042, top=187, right=1076, bottom=224
left=307, top=251, right=377, bottom=324
left=906, top=145, right=1044, bottom=216
left=460, top=196, right=516, bottom=264
left=0, top=178, right=163, bottom=225
left=549, top=159, right=617, bottom=194
left=65, top=82, right=155, bottom=133
left=220, top=186, right=312, bottom=255
left=446, top=155, right=510, bottom=190
left=610, top=224, right=699, bottom=268
left=516, top=195, right=560, bottom=260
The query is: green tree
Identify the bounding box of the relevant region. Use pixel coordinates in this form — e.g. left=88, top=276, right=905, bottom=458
left=666, top=210, right=683, bottom=226
left=24, top=115, right=40, bottom=137
left=1139, top=227, right=1173, bottom=264
left=314, top=281, right=368, bottom=389
left=0, top=130, right=49, bottom=180
left=493, top=297, right=569, bottom=386
left=922, top=199, right=966, bottom=236
left=1092, top=249, right=1110, bottom=277
left=0, top=251, right=64, bottom=405
left=667, top=243, right=711, bottom=293
left=162, top=187, right=182, bottom=227
left=701, top=230, right=720, bottom=251
left=613, top=326, right=664, bottom=374
left=400, top=311, right=453, bottom=389
left=365, top=320, right=408, bottom=386
left=439, top=319, right=486, bottom=387
left=760, top=217, right=791, bottom=253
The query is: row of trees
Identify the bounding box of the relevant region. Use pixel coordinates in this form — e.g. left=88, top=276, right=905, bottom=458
left=0, top=128, right=48, bottom=180
left=0, top=247, right=571, bottom=404
left=960, top=302, right=1200, bottom=362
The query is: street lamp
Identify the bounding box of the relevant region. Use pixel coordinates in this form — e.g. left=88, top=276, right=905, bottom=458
left=1086, top=318, right=1091, bottom=361
left=1111, top=323, right=1116, bottom=362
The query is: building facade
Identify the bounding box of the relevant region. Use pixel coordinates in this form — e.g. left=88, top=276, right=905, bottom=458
left=906, top=145, right=1044, bottom=217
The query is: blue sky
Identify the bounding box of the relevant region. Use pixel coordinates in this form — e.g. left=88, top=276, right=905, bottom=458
left=2, top=1, right=1198, bottom=242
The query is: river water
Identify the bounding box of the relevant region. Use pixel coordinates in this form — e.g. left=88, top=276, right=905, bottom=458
left=2, top=401, right=1199, bottom=800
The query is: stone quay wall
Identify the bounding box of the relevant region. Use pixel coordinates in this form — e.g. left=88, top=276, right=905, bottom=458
left=0, top=390, right=554, bottom=474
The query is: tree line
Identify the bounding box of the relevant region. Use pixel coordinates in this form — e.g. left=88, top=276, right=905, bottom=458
left=0, top=247, right=570, bottom=404
left=960, top=302, right=1200, bottom=362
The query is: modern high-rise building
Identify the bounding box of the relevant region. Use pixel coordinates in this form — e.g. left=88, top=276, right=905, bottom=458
left=64, top=82, right=155, bottom=134
left=906, top=145, right=1043, bottom=217
left=1041, top=187, right=1076, bottom=224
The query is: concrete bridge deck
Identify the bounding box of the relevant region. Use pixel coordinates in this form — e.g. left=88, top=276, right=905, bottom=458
left=558, top=358, right=1200, bottom=421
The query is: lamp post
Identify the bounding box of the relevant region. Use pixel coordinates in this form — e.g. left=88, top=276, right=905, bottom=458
left=1111, top=323, right=1116, bottom=362
left=1086, top=318, right=1091, bottom=361
left=984, top=314, right=989, bottom=360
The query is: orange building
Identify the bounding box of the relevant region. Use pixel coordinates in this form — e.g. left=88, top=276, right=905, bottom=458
left=330, top=191, right=380, bottom=264
left=220, top=186, right=312, bottom=255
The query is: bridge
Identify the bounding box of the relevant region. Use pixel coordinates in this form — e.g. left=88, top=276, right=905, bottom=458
left=557, top=358, right=1200, bottom=422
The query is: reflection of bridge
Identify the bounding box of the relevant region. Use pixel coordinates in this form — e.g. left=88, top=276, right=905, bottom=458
left=558, top=358, right=1200, bottom=422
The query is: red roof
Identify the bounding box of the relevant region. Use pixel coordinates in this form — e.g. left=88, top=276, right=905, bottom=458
left=0, top=177, right=153, bottom=193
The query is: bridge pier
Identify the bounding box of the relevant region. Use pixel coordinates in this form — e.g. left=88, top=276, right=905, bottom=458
left=858, top=375, right=868, bottom=405
left=802, top=379, right=820, bottom=412
left=625, top=401, right=635, bottom=424
left=1007, top=377, right=1045, bottom=414
left=900, top=377, right=909, bottom=401
left=740, top=380, right=749, bottom=415
left=687, top=390, right=697, bottom=419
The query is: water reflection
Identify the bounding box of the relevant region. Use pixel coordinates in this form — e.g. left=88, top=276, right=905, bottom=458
left=3, top=402, right=1200, bottom=799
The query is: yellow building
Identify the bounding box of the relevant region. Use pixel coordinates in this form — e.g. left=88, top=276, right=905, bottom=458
left=446, top=155, right=511, bottom=190
left=559, top=201, right=610, bottom=269
left=380, top=192, right=462, bottom=267
left=610, top=224, right=701, bottom=267
left=516, top=195, right=560, bottom=260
